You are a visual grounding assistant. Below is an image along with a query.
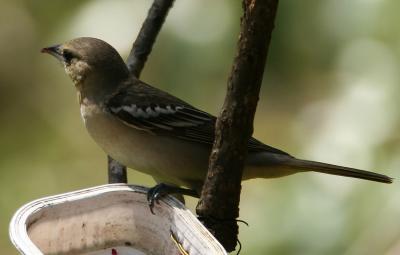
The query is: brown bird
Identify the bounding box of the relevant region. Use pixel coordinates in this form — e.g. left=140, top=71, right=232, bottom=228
left=42, top=37, right=392, bottom=204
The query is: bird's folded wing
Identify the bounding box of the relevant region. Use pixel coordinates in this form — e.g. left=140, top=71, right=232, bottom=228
left=106, top=80, right=289, bottom=155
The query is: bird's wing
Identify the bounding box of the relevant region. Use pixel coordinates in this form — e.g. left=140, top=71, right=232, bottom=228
left=106, top=80, right=290, bottom=155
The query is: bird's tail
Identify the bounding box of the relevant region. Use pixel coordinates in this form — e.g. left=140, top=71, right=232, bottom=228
left=286, top=158, right=393, bottom=184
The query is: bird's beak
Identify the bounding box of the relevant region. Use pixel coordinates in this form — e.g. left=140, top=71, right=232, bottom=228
left=41, top=45, right=63, bottom=62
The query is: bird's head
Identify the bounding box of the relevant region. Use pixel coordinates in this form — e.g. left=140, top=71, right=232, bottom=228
left=42, top=37, right=129, bottom=100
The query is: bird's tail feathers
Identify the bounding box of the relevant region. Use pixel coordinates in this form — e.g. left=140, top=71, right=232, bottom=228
left=287, top=158, right=392, bottom=184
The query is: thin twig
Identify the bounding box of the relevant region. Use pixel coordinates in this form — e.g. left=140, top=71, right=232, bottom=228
left=108, top=156, right=127, bottom=183
left=108, top=0, right=175, bottom=183
left=196, top=0, right=279, bottom=252
left=127, top=0, right=175, bottom=77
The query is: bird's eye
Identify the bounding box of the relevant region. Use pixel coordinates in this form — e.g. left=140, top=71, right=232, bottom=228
left=62, top=50, right=75, bottom=64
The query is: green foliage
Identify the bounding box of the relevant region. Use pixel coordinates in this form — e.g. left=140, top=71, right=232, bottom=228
left=1, top=0, right=399, bottom=254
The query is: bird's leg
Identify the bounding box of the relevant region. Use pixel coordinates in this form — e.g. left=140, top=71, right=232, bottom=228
left=147, top=183, right=198, bottom=214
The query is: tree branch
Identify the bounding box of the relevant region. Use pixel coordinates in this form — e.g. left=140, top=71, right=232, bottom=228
left=108, top=156, right=127, bottom=183
left=196, top=0, right=279, bottom=252
left=127, top=0, right=175, bottom=77
left=108, top=0, right=175, bottom=183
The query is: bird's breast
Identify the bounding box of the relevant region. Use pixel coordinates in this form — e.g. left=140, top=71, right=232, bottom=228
left=79, top=101, right=209, bottom=188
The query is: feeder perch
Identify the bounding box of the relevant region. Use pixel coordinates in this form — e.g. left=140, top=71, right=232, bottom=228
left=10, top=184, right=226, bottom=255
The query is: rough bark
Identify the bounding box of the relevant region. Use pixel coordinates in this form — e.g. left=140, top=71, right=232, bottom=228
left=108, top=0, right=175, bottom=183
left=196, top=0, right=279, bottom=252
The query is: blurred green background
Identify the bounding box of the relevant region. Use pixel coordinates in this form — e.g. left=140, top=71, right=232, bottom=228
left=1, top=0, right=399, bottom=254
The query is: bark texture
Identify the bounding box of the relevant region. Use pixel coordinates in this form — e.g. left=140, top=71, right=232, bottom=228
left=108, top=0, right=175, bottom=183
left=196, top=0, right=279, bottom=251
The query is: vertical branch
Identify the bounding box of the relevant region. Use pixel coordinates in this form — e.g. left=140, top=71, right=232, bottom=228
left=127, top=0, right=175, bottom=77
left=108, top=0, right=175, bottom=183
left=108, top=156, right=127, bottom=183
left=196, top=0, right=279, bottom=252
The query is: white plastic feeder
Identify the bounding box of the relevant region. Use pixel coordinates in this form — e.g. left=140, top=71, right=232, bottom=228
left=9, top=184, right=227, bottom=255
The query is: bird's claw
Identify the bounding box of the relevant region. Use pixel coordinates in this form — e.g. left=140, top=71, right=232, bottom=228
left=147, top=183, right=199, bottom=214
left=147, top=183, right=169, bottom=214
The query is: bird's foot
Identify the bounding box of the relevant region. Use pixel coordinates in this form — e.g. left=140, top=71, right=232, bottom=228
left=197, top=215, right=249, bottom=227
left=196, top=216, right=248, bottom=254
left=147, top=183, right=198, bottom=214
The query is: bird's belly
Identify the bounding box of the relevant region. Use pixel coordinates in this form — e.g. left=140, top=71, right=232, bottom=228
left=81, top=105, right=209, bottom=187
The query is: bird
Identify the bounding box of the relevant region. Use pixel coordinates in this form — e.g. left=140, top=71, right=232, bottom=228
left=41, top=37, right=392, bottom=204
